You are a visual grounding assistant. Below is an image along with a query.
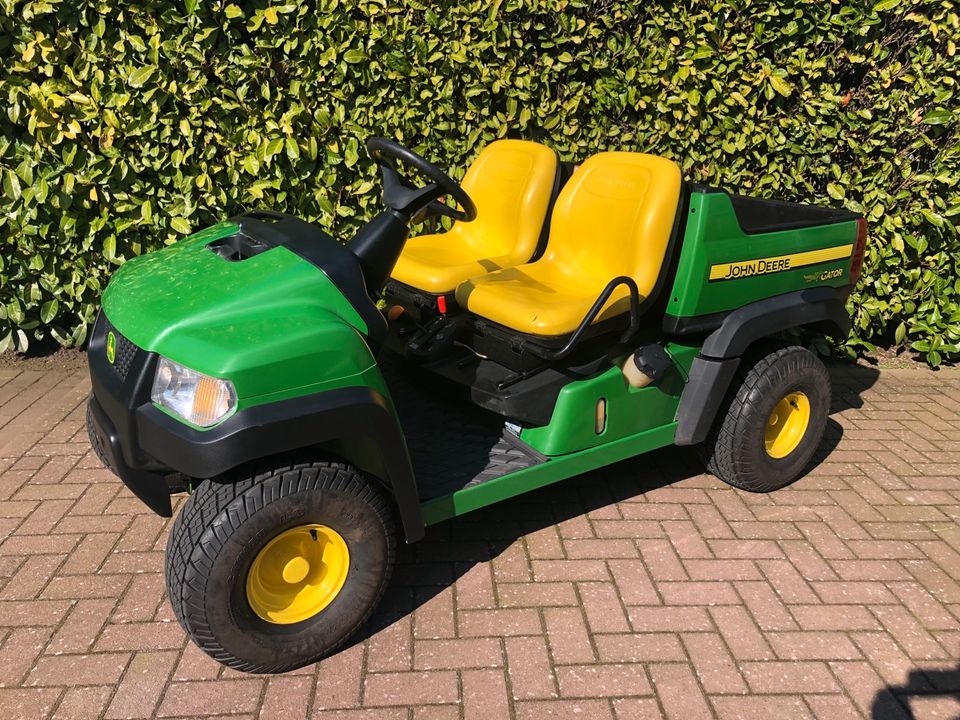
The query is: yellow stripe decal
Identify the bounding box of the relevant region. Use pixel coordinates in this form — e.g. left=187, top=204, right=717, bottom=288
left=709, top=244, right=854, bottom=282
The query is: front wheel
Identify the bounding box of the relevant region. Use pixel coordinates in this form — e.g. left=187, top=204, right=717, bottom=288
left=704, top=345, right=830, bottom=493
left=165, top=456, right=396, bottom=674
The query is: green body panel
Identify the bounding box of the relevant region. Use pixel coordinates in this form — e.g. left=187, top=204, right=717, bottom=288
left=667, top=192, right=859, bottom=320
left=520, top=343, right=699, bottom=456
left=421, top=421, right=678, bottom=524
left=101, top=223, right=376, bottom=413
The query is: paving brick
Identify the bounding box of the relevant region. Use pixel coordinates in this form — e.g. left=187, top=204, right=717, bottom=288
left=367, top=615, right=412, bottom=673
left=454, top=562, right=496, bottom=610
left=105, top=650, right=177, bottom=719
left=0, top=598, right=73, bottom=627
left=259, top=676, right=313, bottom=720
left=803, top=694, right=863, bottom=720
left=579, top=581, right=630, bottom=632
left=608, top=559, right=660, bottom=606
left=740, top=661, right=840, bottom=694
left=462, top=669, right=510, bottom=720
left=459, top=608, right=541, bottom=637
left=0, top=627, right=52, bottom=686
left=415, top=637, right=502, bottom=670
left=51, top=686, right=113, bottom=720
left=497, top=581, right=577, bottom=607
left=27, top=652, right=130, bottom=687
left=515, top=699, right=614, bottom=720
left=594, top=633, right=685, bottom=663
left=637, top=539, right=687, bottom=581
left=709, top=606, right=775, bottom=660
left=0, top=688, right=63, bottom=720
left=683, top=559, right=762, bottom=581
left=564, top=539, right=638, bottom=559
left=681, top=632, right=747, bottom=694
left=556, top=664, right=651, bottom=698
left=532, top=559, right=609, bottom=582
left=711, top=695, right=815, bottom=719
left=648, top=663, right=712, bottom=720
left=767, top=632, right=862, bottom=660
left=505, top=636, right=556, bottom=699
left=363, top=670, right=459, bottom=707
left=658, top=581, right=740, bottom=605
left=628, top=606, right=713, bottom=633
left=156, top=678, right=263, bottom=717
left=789, top=603, right=881, bottom=631
left=313, top=643, right=364, bottom=710
left=543, top=607, right=595, bottom=664
left=46, top=597, right=115, bottom=654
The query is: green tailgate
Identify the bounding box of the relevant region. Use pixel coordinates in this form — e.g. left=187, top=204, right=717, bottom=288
left=666, top=191, right=859, bottom=323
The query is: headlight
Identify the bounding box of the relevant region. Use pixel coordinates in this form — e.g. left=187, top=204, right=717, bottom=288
left=151, top=357, right=237, bottom=427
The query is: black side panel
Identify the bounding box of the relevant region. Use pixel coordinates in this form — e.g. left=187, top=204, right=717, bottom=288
left=729, top=195, right=858, bottom=235
left=674, top=358, right=740, bottom=446
left=230, top=211, right=388, bottom=353
left=135, top=387, right=425, bottom=542
left=674, top=286, right=851, bottom=446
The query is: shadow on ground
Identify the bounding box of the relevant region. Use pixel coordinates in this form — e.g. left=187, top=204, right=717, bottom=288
left=348, top=361, right=881, bottom=646
left=873, top=664, right=960, bottom=719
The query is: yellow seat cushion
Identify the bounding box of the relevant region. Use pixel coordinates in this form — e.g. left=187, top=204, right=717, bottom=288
left=456, top=152, right=682, bottom=337
left=390, top=139, right=559, bottom=294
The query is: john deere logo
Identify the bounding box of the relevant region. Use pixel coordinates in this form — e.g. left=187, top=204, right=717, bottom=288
left=106, top=332, right=116, bottom=364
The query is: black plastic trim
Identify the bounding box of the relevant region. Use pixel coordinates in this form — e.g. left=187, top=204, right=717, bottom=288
left=728, top=194, right=859, bottom=235
left=674, top=358, right=740, bottom=446
left=662, top=309, right=730, bottom=337
left=673, top=286, right=852, bottom=446
left=136, top=387, right=424, bottom=542
left=700, top=286, right=851, bottom=359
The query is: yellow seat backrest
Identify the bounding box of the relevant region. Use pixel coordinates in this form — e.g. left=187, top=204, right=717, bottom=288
left=542, top=151, right=682, bottom=299
left=442, top=140, right=558, bottom=262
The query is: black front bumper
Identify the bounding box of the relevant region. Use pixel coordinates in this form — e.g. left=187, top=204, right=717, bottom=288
left=86, top=313, right=426, bottom=540
left=86, top=314, right=179, bottom=516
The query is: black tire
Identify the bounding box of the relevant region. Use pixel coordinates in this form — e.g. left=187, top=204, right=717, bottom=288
left=165, top=456, right=396, bottom=674
left=704, top=345, right=830, bottom=493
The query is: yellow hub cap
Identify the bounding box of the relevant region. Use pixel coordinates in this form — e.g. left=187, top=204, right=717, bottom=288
left=765, top=391, right=811, bottom=459
left=246, top=524, right=349, bottom=625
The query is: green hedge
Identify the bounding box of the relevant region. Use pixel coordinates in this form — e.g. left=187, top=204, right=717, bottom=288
left=1, top=0, right=958, bottom=363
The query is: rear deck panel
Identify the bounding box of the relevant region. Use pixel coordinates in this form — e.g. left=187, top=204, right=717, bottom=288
left=666, top=190, right=859, bottom=324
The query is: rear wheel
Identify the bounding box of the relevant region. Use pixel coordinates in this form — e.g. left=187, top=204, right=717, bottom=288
left=165, top=456, right=396, bottom=674
left=705, top=345, right=830, bottom=492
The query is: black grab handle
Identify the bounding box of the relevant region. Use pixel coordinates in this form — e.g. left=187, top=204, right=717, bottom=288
left=543, top=276, right=641, bottom=361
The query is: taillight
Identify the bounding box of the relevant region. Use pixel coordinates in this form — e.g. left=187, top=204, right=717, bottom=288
left=849, top=218, right=868, bottom=284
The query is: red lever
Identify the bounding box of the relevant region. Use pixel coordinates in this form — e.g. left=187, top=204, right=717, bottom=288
left=437, top=295, right=448, bottom=314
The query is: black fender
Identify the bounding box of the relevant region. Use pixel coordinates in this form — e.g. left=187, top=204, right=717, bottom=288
left=136, top=387, right=425, bottom=542
left=674, top=286, right=851, bottom=446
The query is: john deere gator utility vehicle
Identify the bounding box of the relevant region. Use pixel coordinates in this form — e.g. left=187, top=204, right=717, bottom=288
left=86, top=137, right=867, bottom=673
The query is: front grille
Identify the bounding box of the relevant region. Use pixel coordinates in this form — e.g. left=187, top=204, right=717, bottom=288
left=101, top=316, right=139, bottom=381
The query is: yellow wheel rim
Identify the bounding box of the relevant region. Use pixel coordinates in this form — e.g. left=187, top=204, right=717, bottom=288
left=246, top=524, right=349, bottom=625
left=764, top=391, right=811, bottom=459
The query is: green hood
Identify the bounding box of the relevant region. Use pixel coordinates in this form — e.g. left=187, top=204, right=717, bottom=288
left=101, top=223, right=377, bottom=405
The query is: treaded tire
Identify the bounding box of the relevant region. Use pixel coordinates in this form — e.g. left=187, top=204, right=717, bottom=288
left=165, top=455, right=396, bottom=674
left=704, top=345, right=830, bottom=493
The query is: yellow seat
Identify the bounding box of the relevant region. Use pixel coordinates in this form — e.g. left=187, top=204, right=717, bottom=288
left=456, top=152, right=682, bottom=337
left=390, top=140, right=560, bottom=294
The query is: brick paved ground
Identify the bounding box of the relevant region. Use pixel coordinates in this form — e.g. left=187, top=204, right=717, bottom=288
left=0, top=361, right=958, bottom=719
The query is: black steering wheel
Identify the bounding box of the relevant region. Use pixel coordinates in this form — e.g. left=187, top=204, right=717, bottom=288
left=367, top=137, right=478, bottom=224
